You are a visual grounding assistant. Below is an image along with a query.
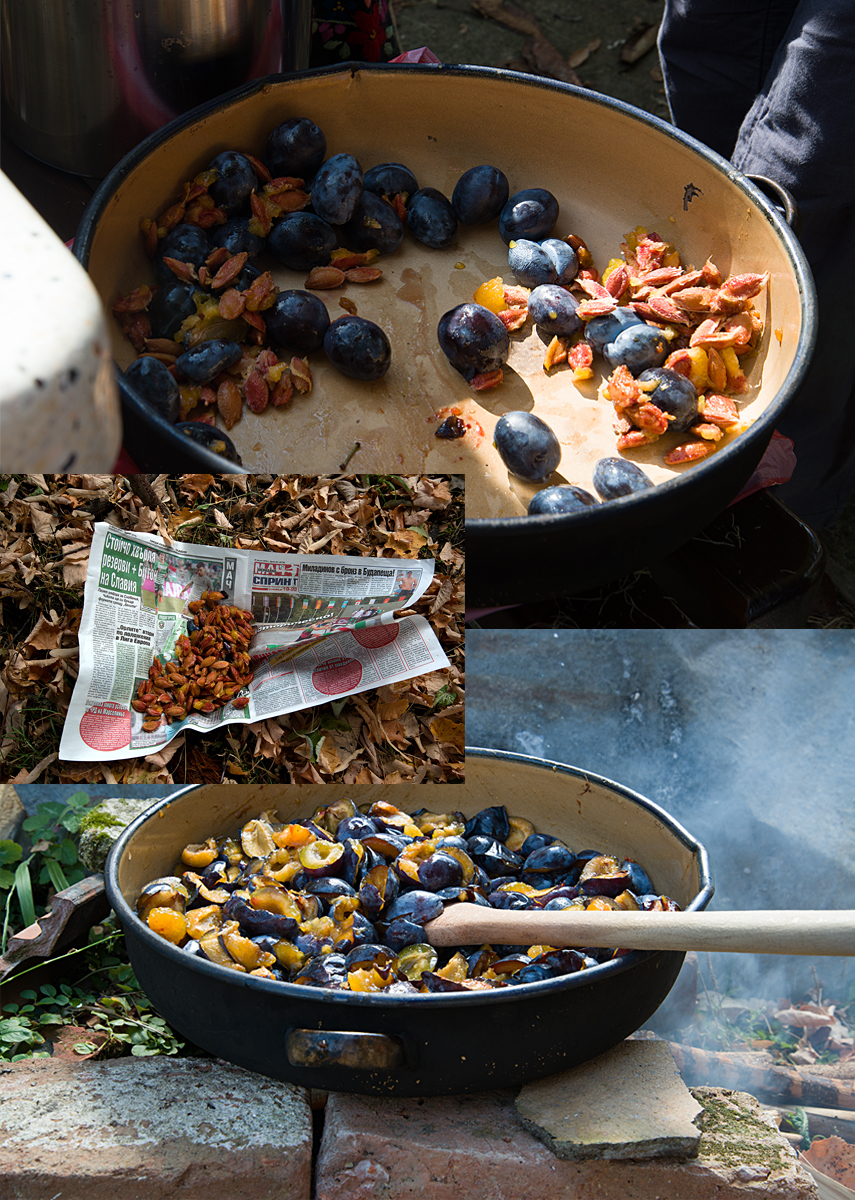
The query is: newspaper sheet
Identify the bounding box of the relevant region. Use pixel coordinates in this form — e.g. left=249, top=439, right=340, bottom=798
left=59, top=523, right=449, bottom=762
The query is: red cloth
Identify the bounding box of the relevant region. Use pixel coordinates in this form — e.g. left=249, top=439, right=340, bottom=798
left=389, top=47, right=442, bottom=63
left=113, top=449, right=140, bottom=473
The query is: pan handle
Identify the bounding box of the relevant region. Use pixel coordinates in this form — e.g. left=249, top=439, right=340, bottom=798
left=286, top=1028, right=407, bottom=1071
left=746, top=174, right=801, bottom=235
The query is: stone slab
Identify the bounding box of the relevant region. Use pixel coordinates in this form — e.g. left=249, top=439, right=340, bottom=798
left=0, top=1057, right=313, bottom=1200
left=314, top=1083, right=818, bottom=1200
left=515, top=1038, right=703, bottom=1160
left=77, top=795, right=166, bottom=872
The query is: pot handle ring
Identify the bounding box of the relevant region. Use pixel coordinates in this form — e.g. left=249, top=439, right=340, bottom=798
left=286, top=1028, right=407, bottom=1070
left=746, top=174, right=801, bottom=235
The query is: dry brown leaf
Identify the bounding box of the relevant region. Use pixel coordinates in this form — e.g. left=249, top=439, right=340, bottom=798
left=621, top=21, right=660, bottom=64
left=567, top=37, right=600, bottom=69
left=29, top=505, right=60, bottom=542
left=528, top=33, right=582, bottom=86
left=142, top=735, right=186, bottom=770
left=62, top=541, right=92, bottom=587
left=801, top=1137, right=855, bottom=1189
left=168, top=509, right=204, bottom=536
left=429, top=715, right=465, bottom=752
left=316, top=734, right=342, bottom=774
left=384, top=529, right=428, bottom=557
left=378, top=696, right=410, bottom=722
left=473, top=0, right=538, bottom=36
left=179, top=474, right=216, bottom=502
left=775, top=1005, right=836, bottom=1028
left=411, top=478, right=453, bottom=509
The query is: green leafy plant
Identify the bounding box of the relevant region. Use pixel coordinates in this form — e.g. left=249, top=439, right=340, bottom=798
left=1, top=919, right=189, bottom=1062
left=432, top=683, right=457, bottom=709
left=0, top=790, right=94, bottom=954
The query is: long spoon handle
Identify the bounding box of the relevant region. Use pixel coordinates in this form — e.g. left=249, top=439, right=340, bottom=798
left=423, top=905, right=855, bottom=956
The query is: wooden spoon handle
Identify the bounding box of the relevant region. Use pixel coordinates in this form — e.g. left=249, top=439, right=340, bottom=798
left=423, top=905, right=855, bottom=956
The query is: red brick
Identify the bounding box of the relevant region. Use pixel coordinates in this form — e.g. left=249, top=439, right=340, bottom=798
left=315, top=1085, right=818, bottom=1200
left=0, top=1057, right=312, bottom=1200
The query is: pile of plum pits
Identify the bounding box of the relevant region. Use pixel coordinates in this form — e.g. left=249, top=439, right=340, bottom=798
left=136, top=799, right=681, bottom=993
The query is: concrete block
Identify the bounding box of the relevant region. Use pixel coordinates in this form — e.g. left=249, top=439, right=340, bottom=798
left=0, top=1056, right=313, bottom=1200
left=315, top=1082, right=818, bottom=1200
left=515, top=1038, right=703, bottom=1160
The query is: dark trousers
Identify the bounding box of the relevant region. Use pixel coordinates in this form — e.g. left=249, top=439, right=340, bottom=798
left=659, top=0, right=855, bottom=526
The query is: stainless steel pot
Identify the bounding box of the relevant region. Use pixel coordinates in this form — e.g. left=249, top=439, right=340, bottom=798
left=1, top=0, right=311, bottom=176
left=104, top=750, right=714, bottom=1096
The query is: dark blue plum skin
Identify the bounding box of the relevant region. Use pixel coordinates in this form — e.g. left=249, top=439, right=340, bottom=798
left=364, top=162, right=419, bottom=200
left=154, top=223, right=209, bottom=284
left=175, top=339, right=243, bottom=384
left=463, top=805, right=510, bottom=841
left=148, top=282, right=202, bottom=339
left=209, top=218, right=264, bottom=263
left=262, top=117, right=326, bottom=181
left=234, top=263, right=262, bottom=292
left=267, top=212, right=337, bottom=271
left=625, top=859, right=655, bottom=895
left=323, top=315, right=391, bottom=380
left=208, top=151, right=258, bottom=215
left=498, top=188, right=559, bottom=244
left=603, top=323, right=669, bottom=374
left=520, top=833, right=556, bottom=855
left=266, top=289, right=330, bottom=355
left=593, top=457, right=654, bottom=500
left=407, top=187, right=458, bottom=249
left=638, top=367, right=699, bottom=431
left=527, top=285, right=582, bottom=337
left=541, top=239, right=579, bottom=286
left=437, top=303, right=509, bottom=382
left=528, top=485, right=598, bottom=515
left=585, top=307, right=645, bottom=355
left=339, top=191, right=404, bottom=254
left=451, top=164, right=509, bottom=224
left=523, top=845, right=577, bottom=874
left=123, top=357, right=180, bottom=423
left=175, top=423, right=242, bottom=463
left=494, top=411, right=561, bottom=482
left=508, top=239, right=557, bottom=288
left=310, top=153, right=364, bottom=225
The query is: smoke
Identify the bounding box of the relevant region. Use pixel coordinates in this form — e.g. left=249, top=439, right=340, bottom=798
left=468, top=628, right=855, bottom=999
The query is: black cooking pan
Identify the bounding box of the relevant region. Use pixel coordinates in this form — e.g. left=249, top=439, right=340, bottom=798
left=104, top=748, right=713, bottom=1096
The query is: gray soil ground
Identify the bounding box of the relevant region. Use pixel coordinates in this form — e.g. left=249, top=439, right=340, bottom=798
left=394, top=0, right=668, bottom=118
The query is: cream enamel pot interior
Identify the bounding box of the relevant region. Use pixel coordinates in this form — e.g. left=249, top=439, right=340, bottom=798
left=74, top=66, right=814, bottom=477
left=104, top=748, right=713, bottom=1096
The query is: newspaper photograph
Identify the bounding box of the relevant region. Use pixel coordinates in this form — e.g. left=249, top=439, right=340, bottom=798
left=59, top=523, right=449, bottom=762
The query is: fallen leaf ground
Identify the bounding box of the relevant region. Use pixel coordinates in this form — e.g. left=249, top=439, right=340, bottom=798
left=0, top=473, right=464, bottom=785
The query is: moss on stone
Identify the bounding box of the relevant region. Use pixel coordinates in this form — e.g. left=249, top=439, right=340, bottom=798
left=79, top=808, right=124, bottom=834
left=77, top=798, right=155, bottom=872
left=694, top=1089, right=792, bottom=1175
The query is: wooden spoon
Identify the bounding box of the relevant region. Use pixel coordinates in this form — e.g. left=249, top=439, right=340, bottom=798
left=423, top=904, right=855, bottom=956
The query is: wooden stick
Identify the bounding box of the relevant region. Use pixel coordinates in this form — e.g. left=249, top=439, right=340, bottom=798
left=423, top=905, right=855, bottom=956
left=666, top=1041, right=855, bottom=1111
